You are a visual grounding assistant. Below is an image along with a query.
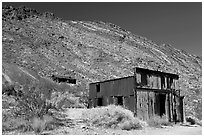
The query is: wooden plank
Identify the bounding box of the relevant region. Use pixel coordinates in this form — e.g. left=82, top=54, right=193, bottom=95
left=123, top=96, right=128, bottom=109
left=129, top=95, right=135, bottom=112
left=170, top=93, right=174, bottom=122
left=136, top=87, right=172, bottom=93
left=176, top=96, right=181, bottom=122
left=148, top=92, right=155, bottom=119
left=122, top=96, right=125, bottom=108
left=158, top=76, right=161, bottom=89
left=137, top=92, right=142, bottom=120
left=168, top=93, right=171, bottom=121
left=89, top=83, right=96, bottom=98
left=109, top=96, right=114, bottom=104
left=147, top=74, right=150, bottom=87
left=165, top=94, right=169, bottom=120
left=153, top=76, right=157, bottom=89
left=113, top=96, right=117, bottom=105
left=134, top=68, right=137, bottom=116
left=144, top=92, right=148, bottom=120
left=136, top=72, right=141, bottom=84
left=161, top=76, right=165, bottom=89
left=136, top=91, right=149, bottom=121
left=147, top=92, right=150, bottom=119
left=169, top=93, right=172, bottom=121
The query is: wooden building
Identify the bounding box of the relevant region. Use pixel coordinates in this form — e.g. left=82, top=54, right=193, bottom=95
left=51, top=74, right=76, bottom=84
left=88, top=67, right=184, bottom=122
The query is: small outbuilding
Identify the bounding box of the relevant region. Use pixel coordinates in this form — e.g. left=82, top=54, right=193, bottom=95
left=88, top=67, right=184, bottom=122
left=51, top=74, right=76, bottom=84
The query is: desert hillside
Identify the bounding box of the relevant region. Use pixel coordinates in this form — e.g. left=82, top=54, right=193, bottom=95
left=2, top=5, right=202, bottom=119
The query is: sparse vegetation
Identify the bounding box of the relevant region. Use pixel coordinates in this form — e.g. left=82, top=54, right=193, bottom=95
left=31, top=115, right=54, bottom=134
left=2, top=80, right=79, bottom=134
left=2, top=4, right=202, bottom=135
left=82, top=105, right=144, bottom=130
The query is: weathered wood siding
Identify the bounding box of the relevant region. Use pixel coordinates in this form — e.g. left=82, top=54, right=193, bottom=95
left=88, top=67, right=183, bottom=123
left=137, top=91, right=149, bottom=120
left=125, top=95, right=135, bottom=113
left=148, top=92, right=155, bottom=118
left=89, top=83, right=97, bottom=99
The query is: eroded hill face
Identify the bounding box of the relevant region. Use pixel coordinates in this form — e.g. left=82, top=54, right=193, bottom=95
left=2, top=6, right=202, bottom=119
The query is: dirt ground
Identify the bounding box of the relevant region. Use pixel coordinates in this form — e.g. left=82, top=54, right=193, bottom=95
left=56, top=108, right=202, bottom=135
left=135, top=125, right=202, bottom=135
left=48, top=108, right=203, bottom=135
left=37, top=124, right=203, bottom=135
left=3, top=108, right=202, bottom=135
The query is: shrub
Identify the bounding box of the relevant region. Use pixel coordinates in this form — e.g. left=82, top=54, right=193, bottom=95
left=2, top=76, right=82, bottom=134
left=82, top=105, right=144, bottom=130
left=186, top=116, right=202, bottom=126
left=49, top=92, right=80, bottom=110
left=147, top=115, right=172, bottom=128
left=12, top=83, right=53, bottom=119
left=2, top=81, right=77, bottom=133
left=31, top=115, right=54, bottom=134
left=12, top=82, right=78, bottom=119
left=2, top=116, right=31, bottom=132
left=118, top=118, right=142, bottom=130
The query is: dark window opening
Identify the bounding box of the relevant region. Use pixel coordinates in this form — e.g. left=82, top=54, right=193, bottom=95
left=116, top=96, right=123, bottom=106
left=161, top=76, right=165, bottom=89
left=141, top=73, right=147, bottom=86
left=97, top=98, right=103, bottom=106
left=159, top=94, right=166, bottom=116
left=96, top=83, right=100, bottom=92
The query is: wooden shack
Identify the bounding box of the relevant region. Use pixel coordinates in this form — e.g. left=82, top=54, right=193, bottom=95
left=88, top=67, right=184, bottom=122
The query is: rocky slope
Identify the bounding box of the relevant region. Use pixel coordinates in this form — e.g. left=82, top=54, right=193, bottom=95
left=2, top=6, right=202, bottom=119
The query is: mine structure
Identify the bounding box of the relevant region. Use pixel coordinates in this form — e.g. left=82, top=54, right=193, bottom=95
left=88, top=67, right=184, bottom=122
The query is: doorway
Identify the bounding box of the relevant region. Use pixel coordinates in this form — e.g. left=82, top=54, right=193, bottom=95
left=97, top=98, right=103, bottom=106
left=117, top=96, right=123, bottom=106
left=155, top=93, right=166, bottom=116
left=159, top=94, right=166, bottom=116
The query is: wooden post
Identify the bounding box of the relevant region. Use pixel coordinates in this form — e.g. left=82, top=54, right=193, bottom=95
left=165, top=93, right=169, bottom=121
left=168, top=93, right=171, bottom=122
left=171, top=91, right=174, bottom=122
left=113, top=96, right=117, bottom=105
left=134, top=67, right=137, bottom=117
left=180, top=96, right=185, bottom=123
left=174, top=93, right=177, bottom=123
left=123, top=96, right=125, bottom=108
left=147, top=92, right=150, bottom=119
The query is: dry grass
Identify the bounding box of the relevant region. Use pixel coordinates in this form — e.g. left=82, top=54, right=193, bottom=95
left=147, top=115, right=172, bottom=128
left=31, top=115, right=54, bottom=134
left=82, top=105, right=145, bottom=130
left=2, top=81, right=79, bottom=134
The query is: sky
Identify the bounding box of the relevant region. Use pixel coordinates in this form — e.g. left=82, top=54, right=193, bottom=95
left=3, top=2, right=202, bottom=56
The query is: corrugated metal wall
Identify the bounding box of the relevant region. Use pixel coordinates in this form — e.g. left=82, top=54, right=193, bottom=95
left=89, top=76, right=135, bottom=99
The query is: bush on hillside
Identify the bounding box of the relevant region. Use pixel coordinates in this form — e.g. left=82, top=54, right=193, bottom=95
left=2, top=81, right=79, bottom=134
left=82, top=105, right=144, bottom=130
